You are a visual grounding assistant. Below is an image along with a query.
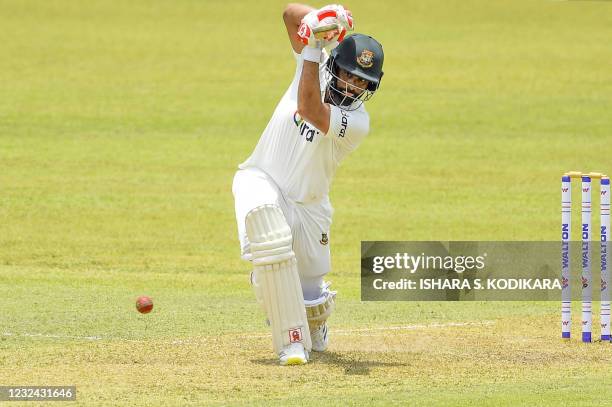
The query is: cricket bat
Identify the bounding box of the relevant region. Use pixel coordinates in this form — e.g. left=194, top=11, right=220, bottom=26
left=312, top=23, right=341, bottom=40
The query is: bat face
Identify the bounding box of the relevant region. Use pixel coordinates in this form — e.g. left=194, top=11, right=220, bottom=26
left=313, top=23, right=340, bottom=40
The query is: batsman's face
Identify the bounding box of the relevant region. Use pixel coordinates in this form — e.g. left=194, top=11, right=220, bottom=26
left=337, top=68, right=369, bottom=97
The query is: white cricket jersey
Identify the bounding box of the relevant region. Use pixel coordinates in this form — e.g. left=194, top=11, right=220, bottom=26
left=238, top=49, right=370, bottom=204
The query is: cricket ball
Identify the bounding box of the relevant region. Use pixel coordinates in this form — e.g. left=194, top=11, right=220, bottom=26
left=136, top=296, right=153, bottom=314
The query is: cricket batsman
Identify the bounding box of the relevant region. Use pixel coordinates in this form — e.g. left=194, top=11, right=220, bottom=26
left=232, top=3, right=384, bottom=365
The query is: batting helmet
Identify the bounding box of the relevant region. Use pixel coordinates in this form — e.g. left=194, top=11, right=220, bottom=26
left=325, top=33, right=384, bottom=110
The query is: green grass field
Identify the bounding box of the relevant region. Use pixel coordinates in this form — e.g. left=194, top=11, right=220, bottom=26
left=1, top=0, right=612, bottom=405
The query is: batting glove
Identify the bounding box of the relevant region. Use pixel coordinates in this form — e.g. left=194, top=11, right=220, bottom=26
left=298, top=5, right=354, bottom=62
left=319, top=4, right=354, bottom=43
left=298, top=5, right=354, bottom=47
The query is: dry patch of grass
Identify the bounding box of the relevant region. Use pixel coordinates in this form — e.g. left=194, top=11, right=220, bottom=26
left=3, top=316, right=611, bottom=405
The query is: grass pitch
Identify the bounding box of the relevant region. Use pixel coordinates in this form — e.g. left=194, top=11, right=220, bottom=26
left=1, top=0, right=612, bottom=405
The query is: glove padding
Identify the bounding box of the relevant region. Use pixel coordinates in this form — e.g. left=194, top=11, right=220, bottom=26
left=297, top=4, right=354, bottom=49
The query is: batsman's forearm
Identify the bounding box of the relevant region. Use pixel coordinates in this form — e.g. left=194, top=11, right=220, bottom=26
left=297, top=59, right=329, bottom=133
left=283, top=3, right=316, bottom=54
left=297, top=60, right=322, bottom=117
left=283, top=3, right=315, bottom=28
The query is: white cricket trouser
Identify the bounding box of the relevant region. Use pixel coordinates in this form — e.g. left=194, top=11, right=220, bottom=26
left=232, top=167, right=333, bottom=300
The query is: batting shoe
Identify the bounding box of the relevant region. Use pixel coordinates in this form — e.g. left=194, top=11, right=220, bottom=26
left=310, top=323, right=329, bottom=352
left=279, top=342, right=309, bottom=366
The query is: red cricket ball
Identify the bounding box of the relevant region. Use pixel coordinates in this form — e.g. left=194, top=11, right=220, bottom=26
left=136, top=296, right=153, bottom=314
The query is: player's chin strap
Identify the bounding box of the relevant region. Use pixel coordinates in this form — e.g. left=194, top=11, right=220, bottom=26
left=304, top=282, right=337, bottom=330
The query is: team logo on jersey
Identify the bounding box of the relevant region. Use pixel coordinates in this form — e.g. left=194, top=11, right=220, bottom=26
left=293, top=111, right=320, bottom=143
left=320, top=233, right=329, bottom=245
left=356, top=49, right=374, bottom=68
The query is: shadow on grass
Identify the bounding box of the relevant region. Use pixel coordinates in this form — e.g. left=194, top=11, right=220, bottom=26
left=312, top=351, right=407, bottom=375
left=251, top=351, right=407, bottom=375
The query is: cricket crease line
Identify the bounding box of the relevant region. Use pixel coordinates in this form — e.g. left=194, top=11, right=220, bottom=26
left=2, top=321, right=496, bottom=343
left=335, top=320, right=495, bottom=334
left=238, top=320, right=496, bottom=339
left=2, top=332, right=103, bottom=341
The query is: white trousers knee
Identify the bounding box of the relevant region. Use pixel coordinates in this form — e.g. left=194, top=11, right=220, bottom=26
left=232, top=167, right=333, bottom=300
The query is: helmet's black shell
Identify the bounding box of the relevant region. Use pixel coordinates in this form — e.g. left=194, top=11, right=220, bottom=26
left=329, top=34, right=384, bottom=91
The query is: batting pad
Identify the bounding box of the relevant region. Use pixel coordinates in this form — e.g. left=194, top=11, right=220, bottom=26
left=305, top=282, right=336, bottom=330
left=246, top=205, right=312, bottom=354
